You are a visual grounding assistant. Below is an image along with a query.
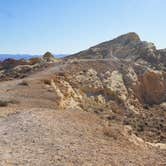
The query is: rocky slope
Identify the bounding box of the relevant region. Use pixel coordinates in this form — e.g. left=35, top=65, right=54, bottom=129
left=0, top=33, right=166, bottom=165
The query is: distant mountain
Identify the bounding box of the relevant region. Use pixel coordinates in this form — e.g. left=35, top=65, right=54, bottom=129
left=0, top=54, right=39, bottom=61
left=54, top=54, right=68, bottom=58
left=0, top=54, right=67, bottom=61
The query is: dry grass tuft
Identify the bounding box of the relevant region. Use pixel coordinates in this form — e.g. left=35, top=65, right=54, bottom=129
left=0, top=100, right=9, bottom=107
left=43, top=79, right=51, bottom=85
left=103, top=125, right=121, bottom=140
left=0, top=100, right=19, bottom=107
left=18, top=80, right=29, bottom=86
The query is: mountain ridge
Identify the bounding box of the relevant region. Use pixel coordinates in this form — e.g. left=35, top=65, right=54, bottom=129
left=0, top=53, right=67, bottom=61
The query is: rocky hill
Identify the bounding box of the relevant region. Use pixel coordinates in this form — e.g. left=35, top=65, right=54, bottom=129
left=0, top=33, right=165, bottom=165
left=68, top=32, right=166, bottom=70
left=66, top=32, right=166, bottom=104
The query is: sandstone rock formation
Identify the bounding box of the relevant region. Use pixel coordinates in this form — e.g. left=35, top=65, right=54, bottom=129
left=66, top=33, right=166, bottom=105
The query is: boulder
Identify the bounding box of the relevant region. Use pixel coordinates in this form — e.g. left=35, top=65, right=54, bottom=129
left=138, top=69, right=166, bottom=105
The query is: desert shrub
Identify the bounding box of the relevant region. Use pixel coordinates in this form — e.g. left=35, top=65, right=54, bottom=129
left=43, top=79, right=51, bottom=85
left=9, top=100, right=20, bottom=104
left=103, top=126, right=120, bottom=140
left=29, top=57, right=41, bottom=65
left=103, top=127, right=112, bottom=137
left=18, top=80, right=29, bottom=86
left=0, top=100, right=8, bottom=107
left=136, top=123, right=144, bottom=132
left=110, top=102, right=122, bottom=114
left=0, top=100, right=19, bottom=107
left=57, top=72, right=65, bottom=77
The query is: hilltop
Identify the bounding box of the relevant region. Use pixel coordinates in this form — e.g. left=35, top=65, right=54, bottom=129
left=68, top=32, right=165, bottom=70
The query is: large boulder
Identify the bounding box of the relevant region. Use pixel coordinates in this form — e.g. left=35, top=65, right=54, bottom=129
left=138, top=69, right=166, bottom=105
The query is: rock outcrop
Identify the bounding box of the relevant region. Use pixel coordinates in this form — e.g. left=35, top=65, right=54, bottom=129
left=138, top=69, right=166, bottom=105
left=68, top=32, right=165, bottom=70
left=42, top=52, right=56, bottom=62
left=103, top=70, right=128, bottom=102
left=65, top=33, right=166, bottom=106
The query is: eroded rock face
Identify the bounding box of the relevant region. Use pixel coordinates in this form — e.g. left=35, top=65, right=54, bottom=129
left=138, top=69, right=166, bottom=105
left=103, top=70, right=128, bottom=102
left=122, top=65, right=166, bottom=105
left=44, top=58, right=166, bottom=143
left=47, top=77, right=82, bottom=109
left=44, top=69, right=130, bottom=111
left=75, top=68, right=103, bottom=94
left=66, top=32, right=166, bottom=107
left=50, top=63, right=166, bottom=111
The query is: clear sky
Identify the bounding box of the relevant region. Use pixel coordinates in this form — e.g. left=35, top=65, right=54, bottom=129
left=0, top=0, right=165, bottom=54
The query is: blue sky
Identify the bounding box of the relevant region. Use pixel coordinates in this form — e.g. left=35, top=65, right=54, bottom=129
left=0, top=0, right=165, bottom=54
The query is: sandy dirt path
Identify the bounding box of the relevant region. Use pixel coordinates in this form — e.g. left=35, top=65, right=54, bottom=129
left=0, top=108, right=165, bottom=166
